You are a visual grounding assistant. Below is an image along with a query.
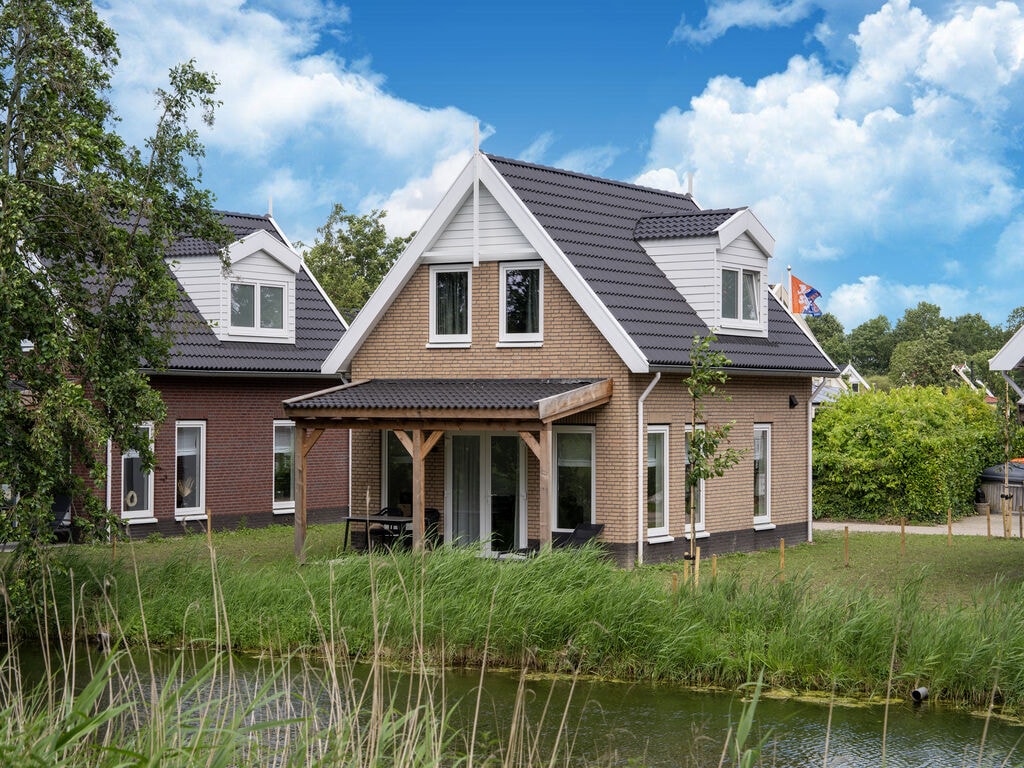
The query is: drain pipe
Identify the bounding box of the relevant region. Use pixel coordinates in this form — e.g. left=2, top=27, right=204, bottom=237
left=637, top=373, right=661, bottom=566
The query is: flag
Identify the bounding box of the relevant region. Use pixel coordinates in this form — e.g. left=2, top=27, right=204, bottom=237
left=790, top=274, right=822, bottom=317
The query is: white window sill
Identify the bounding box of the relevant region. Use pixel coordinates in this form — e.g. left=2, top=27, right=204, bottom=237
left=273, top=506, right=295, bottom=516
left=426, top=341, right=471, bottom=349
left=753, top=522, right=776, bottom=531
left=175, top=512, right=207, bottom=522
left=496, top=340, right=543, bottom=348
left=683, top=531, right=710, bottom=540
left=122, top=516, right=157, bottom=525
left=647, top=534, right=674, bottom=544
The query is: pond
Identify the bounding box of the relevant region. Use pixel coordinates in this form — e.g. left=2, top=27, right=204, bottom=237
left=14, top=645, right=1024, bottom=767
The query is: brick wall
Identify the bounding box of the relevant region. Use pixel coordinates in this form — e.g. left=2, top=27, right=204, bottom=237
left=108, top=375, right=350, bottom=538
left=349, top=260, right=812, bottom=565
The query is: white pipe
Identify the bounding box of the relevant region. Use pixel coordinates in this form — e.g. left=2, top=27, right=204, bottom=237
left=637, top=372, right=661, bottom=566
left=807, top=388, right=814, bottom=543
left=106, top=439, right=112, bottom=542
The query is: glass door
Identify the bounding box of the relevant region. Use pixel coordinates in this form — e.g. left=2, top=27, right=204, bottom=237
left=489, top=435, right=520, bottom=553
left=447, top=433, right=524, bottom=553
left=450, top=434, right=481, bottom=544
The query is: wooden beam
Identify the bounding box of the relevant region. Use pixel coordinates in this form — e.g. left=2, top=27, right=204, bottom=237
left=411, top=430, right=425, bottom=550
left=538, top=424, right=552, bottom=546
left=422, top=430, right=444, bottom=457
left=393, top=429, right=414, bottom=456
left=519, top=430, right=541, bottom=459
left=301, top=428, right=324, bottom=458
left=294, top=427, right=313, bottom=564
left=537, top=379, right=613, bottom=422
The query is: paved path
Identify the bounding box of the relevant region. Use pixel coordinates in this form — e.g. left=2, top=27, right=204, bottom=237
left=814, top=512, right=1023, bottom=537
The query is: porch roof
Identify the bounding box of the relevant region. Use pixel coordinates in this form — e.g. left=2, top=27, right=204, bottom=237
left=283, top=377, right=612, bottom=427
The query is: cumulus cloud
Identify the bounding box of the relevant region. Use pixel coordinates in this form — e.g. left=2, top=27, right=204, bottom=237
left=829, top=274, right=971, bottom=328
left=645, top=0, right=1023, bottom=271
left=672, top=0, right=820, bottom=46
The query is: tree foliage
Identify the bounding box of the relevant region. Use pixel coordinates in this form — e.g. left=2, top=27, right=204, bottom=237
left=1, top=0, right=227, bottom=560
left=847, top=315, right=894, bottom=375
left=888, top=331, right=960, bottom=387
left=813, top=387, right=1002, bottom=522
left=683, top=334, right=745, bottom=557
left=805, top=312, right=850, bottom=364
left=301, top=205, right=412, bottom=323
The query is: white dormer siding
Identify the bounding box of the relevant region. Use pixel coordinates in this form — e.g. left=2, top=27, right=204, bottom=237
left=218, top=249, right=296, bottom=343
left=170, top=254, right=224, bottom=328
left=426, top=186, right=535, bottom=262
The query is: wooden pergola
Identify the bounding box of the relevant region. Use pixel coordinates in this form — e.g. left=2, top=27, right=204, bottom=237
left=282, top=378, right=612, bottom=562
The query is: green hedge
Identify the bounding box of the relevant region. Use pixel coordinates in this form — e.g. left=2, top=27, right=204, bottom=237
left=812, top=386, right=1003, bottom=522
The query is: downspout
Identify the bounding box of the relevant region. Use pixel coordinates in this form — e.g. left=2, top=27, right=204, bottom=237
left=637, top=372, right=661, bottom=566
left=807, top=391, right=814, bottom=543
left=106, top=439, right=112, bottom=541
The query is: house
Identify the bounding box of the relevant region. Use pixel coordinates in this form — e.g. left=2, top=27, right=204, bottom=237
left=105, top=212, right=350, bottom=538
left=284, top=154, right=836, bottom=565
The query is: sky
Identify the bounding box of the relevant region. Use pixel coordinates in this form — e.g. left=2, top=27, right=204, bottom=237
left=96, top=0, right=1024, bottom=332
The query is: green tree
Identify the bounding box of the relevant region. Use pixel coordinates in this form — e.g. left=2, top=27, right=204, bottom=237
left=891, top=301, right=951, bottom=348
left=949, top=313, right=1006, bottom=357
left=888, top=331, right=959, bottom=387
left=302, top=205, right=412, bottom=323
left=1006, top=305, right=1024, bottom=334
left=806, top=312, right=850, bottom=364
left=1, top=0, right=227, bottom=567
left=684, top=334, right=745, bottom=560
left=848, top=315, right=894, bottom=375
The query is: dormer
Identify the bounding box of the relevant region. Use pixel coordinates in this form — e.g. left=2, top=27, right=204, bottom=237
left=635, top=208, right=774, bottom=338
left=170, top=227, right=301, bottom=345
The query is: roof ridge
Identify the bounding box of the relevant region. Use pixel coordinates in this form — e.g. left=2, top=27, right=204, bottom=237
left=485, top=153, right=697, bottom=206
left=637, top=207, right=743, bottom=220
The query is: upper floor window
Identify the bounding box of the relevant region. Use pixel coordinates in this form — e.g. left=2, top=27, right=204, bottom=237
left=429, top=265, right=471, bottom=344
left=721, top=268, right=759, bottom=322
left=500, top=262, right=542, bottom=343
left=231, top=281, right=285, bottom=331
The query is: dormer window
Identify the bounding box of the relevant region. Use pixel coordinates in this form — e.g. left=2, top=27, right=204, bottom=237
left=429, top=265, right=471, bottom=345
left=500, top=261, right=542, bottom=344
left=231, top=281, right=285, bottom=333
left=721, top=268, right=759, bottom=322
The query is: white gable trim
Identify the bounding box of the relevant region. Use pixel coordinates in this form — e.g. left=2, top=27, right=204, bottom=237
left=226, top=229, right=301, bottom=273
left=322, top=154, right=650, bottom=374
left=990, top=324, right=1024, bottom=371
left=716, top=208, right=774, bottom=257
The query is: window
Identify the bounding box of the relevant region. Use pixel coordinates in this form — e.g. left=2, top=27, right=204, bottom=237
left=554, top=427, right=594, bottom=531
left=500, top=262, right=542, bottom=343
left=383, top=431, right=413, bottom=509
left=273, top=421, right=295, bottom=513
left=122, top=424, right=154, bottom=521
left=429, top=265, right=471, bottom=343
left=685, top=426, right=706, bottom=534
left=754, top=424, right=771, bottom=526
left=721, top=268, right=760, bottom=322
left=231, top=281, right=285, bottom=331
left=175, top=422, right=205, bottom=518
left=647, top=426, right=668, bottom=538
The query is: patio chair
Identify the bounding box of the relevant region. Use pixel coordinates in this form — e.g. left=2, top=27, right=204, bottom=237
left=553, top=522, right=605, bottom=549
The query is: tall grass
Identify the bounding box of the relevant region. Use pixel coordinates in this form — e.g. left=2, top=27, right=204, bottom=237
left=34, top=538, right=1024, bottom=715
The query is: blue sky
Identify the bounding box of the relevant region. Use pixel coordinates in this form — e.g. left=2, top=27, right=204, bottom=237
left=97, top=0, right=1024, bottom=332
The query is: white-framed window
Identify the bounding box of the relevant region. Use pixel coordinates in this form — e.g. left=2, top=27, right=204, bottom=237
left=429, top=265, right=471, bottom=344
left=553, top=426, right=595, bottom=532
left=175, top=421, right=206, bottom=519
left=273, top=421, right=295, bottom=514
left=647, top=425, right=669, bottom=539
left=685, top=425, right=706, bottom=535
left=230, top=280, right=286, bottom=332
left=721, top=268, right=760, bottom=323
left=499, top=261, right=543, bottom=343
left=122, top=424, right=155, bottom=522
left=754, top=424, right=771, bottom=527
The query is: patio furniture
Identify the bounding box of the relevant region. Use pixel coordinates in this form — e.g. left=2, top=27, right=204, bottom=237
left=553, top=521, right=605, bottom=548
left=342, top=507, right=413, bottom=552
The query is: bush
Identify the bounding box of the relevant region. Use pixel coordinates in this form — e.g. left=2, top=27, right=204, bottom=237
left=813, top=386, right=1002, bottom=522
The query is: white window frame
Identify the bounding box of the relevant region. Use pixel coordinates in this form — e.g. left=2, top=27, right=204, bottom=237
left=175, top=421, right=206, bottom=520
left=720, top=267, right=762, bottom=330
left=121, top=423, right=155, bottom=523
left=753, top=423, right=773, bottom=529
left=552, top=426, right=596, bottom=533
left=229, top=279, right=288, bottom=337
left=428, top=264, right=472, bottom=346
left=498, top=260, right=543, bottom=345
left=684, top=425, right=708, bottom=538
left=646, top=425, right=670, bottom=541
left=273, top=420, right=295, bottom=514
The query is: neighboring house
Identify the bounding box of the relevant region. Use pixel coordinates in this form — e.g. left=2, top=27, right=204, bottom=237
left=105, top=212, right=350, bottom=538
left=284, top=154, right=836, bottom=565
left=841, top=363, right=870, bottom=393
left=990, top=334, right=1024, bottom=414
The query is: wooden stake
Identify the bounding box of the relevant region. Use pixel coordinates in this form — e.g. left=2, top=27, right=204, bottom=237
left=844, top=525, right=849, bottom=568
left=987, top=505, right=992, bottom=539
left=900, top=518, right=906, bottom=556
left=947, top=508, right=952, bottom=547
left=779, top=538, right=785, bottom=581
left=683, top=559, right=691, bottom=585
left=711, top=554, right=718, bottom=580
left=206, top=507, right=213, bottom=548
left=671, top=571, right=678, bottom=594
left=694, top=546, right=701, bottom=588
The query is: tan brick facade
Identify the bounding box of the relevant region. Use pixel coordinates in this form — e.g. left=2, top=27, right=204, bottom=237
left=345, top=260, right=813, bottom=565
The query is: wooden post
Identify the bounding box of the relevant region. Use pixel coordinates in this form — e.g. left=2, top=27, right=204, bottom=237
left=671, top=571, right=678, bottom=594
left=779, top=538, right=785, bottom=581
left=683, top=559, right=691, bottom=585
left=711, top=554, right=717, bottom=581
left=844, top=525, right=849, bottom=568
left=412, top=430, right=425, bottom=550
left=206, top=507, right=213, bottom=548
left=294, top=427, right=324, bottom=564
left=947, top=508, right=952, bottom=547
left=538, top=425, right=552, bottom=546
left=694, top=546, right=701, bottom=588
left=987, top=505, right=992, bottom=539
left=900, top=518, right=906, bottom=556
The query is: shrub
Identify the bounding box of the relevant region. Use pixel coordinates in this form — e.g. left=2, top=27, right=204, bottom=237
left=813, top=386, right=1002, bottom=522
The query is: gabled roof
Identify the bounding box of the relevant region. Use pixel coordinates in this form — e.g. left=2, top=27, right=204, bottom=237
left=322, top=154, right=835, bottom=376
left=157, top=211, right=346, bottom=375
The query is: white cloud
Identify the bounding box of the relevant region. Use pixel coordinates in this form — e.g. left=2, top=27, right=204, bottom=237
left=553, top=146, right=621, bottom=177
left=829, top=274, right=972, bottom=328
left=520, top=132, right=555, bottom=164
left=672, top=0, right=819, bottom=46
left=645, top=0, right=1023, bottom=274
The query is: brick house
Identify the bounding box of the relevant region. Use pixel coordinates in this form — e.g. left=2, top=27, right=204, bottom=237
left=106, top=212, right=350, bottom=538
left=284, top=155, right=835, bottom=565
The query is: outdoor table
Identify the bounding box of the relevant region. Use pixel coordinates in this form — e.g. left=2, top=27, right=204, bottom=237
left=340, top=514, right=413, bottom=551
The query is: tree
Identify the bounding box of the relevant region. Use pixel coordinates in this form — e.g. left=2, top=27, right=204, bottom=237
left=806, top=312, right=850, bottom=364
left=302, top=205, right=412, bottom=323
left=891, top=301, right=951, bottom=348
left=848, top=315, right=894, bottom=375
left=1006, top=306, right=1024, bottom=334
left=949, top=313, right=1005, bottom=357
left=1, top=0, right=227, bottom=567
left=683, top=334, right=745, bottom=560
left=888, top=331, right=959, bottom=387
